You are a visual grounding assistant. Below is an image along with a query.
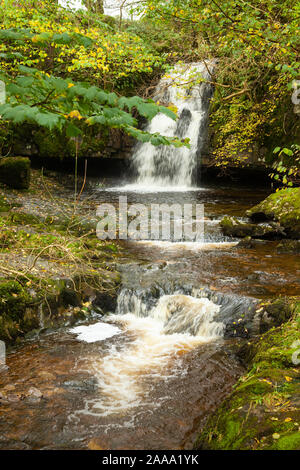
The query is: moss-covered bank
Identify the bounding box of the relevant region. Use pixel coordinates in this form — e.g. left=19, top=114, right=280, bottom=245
left=195, top=299, right=300, bottom=450
left=0, top=274, right=120, bottom=344
left=220, top=188, right=300, bottom=240
left=0, top=171, right=125, bottom=344
left=247, top=188, right=300, bottom=239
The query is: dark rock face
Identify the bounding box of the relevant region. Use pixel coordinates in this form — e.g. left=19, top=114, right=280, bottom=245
left=0, top=157, right=31, bottom=189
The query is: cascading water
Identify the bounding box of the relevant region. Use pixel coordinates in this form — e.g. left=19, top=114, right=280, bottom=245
left=71, top=289, right=225, bottom=417
left=128, top=62, right=214, bottom=189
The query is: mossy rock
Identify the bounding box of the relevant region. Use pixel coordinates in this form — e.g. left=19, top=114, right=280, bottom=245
left=276, top=239, right=300, bottom=254
left=8, top=211, right=41, bottom=226
left=194, top=300, right=300, bottom=450
left=246, top=188, right=300, bottom=239
left=0, top=156, right=31, bottom=189
left=220, top=216, right=285, bottom=239
left=0, top=195, right=11, bottom=213
left=0, top=279, right=38, bottom=342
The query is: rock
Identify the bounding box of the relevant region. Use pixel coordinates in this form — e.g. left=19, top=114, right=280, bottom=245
left=220, top=216, right=285, bottom=239
left=236, top=236, right=267, bottom=248
left=37, top=371, right=56, bottom=381
left=88, top=439, right=109, bottom=450
left=62, top=378, right=98, bottom=393
left=2, top=384, right=15, bottom=392
left=246, top=188, right=300, bottom=239
left=27, top=387, right=43, bottom=399
left=276, top=240, right=300, bottom=254
left=0, top=157, right=31, bottom=189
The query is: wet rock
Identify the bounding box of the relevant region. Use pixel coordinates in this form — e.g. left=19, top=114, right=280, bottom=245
left=259, top=298, right=296, bottom=332
left=246, top=188, right=300, bottom=239
left=220, top=216, right=285, bottom=239
left=236, top=236, right=268, bottom=248
left=62, top=377, right=98, bottom=393
left=2, top=384, right=15, bottom=392
left=7, top=393, right=22, bottom=402
left=38, top=371, right=56, bottom=381
left=276, top=240, right=300, bottom=254
left=27, top=387, right=43, bottom=399
left=0, top=157, right=31, bottom=189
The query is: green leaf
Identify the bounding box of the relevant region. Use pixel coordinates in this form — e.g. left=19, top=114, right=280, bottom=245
left=66, top=123, right=82, bottom=138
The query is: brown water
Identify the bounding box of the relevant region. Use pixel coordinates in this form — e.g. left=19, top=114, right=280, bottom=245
left=0, top=183, right=299, bottom=450
left=0, top=327, right=242, bottom=450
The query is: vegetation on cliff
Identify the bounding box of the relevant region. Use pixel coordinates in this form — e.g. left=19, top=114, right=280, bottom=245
left=0, top=0, right=299, bottom=181
left=137, top=0, right=299, bottom=179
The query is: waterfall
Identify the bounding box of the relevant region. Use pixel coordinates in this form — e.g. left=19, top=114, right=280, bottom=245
left=129, top=61, right=214, bottom=189
left=116, top=289, right=224, bottom=340
left=71, top=288, right=224, bottom=416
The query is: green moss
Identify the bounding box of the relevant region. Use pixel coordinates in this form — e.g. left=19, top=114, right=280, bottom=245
left=195, top=300, right=300, bottom=450
left=0, top=195, right=11, bottom=212
left=8, top=211, right=41, bottom=225
left=0, top=279, right=37, bottom=342
left=247, top=188, right=300, bottom=238
left=269, top=432, right=300, bottom=450
left=0, top=157, right=31, bottom=189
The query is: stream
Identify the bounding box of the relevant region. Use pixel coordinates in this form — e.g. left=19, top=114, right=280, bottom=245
left=0, top=183, right=299, bottom=450
left=0, top=62, right=299, bottom=450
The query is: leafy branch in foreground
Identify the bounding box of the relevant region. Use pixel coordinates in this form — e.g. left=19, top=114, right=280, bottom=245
left=0, top=65, right=187, bottom=146
left=271, top=144, right=300, bottom=188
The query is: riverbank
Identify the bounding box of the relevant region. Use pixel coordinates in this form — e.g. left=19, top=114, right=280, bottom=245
left=0, top=170, right=124, bottom=344
left=195, top=299, right=300, bottom=450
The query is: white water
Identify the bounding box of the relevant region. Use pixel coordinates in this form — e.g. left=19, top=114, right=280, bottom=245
left=70, top=322, right=121, bottom=343
left=123, top=62, right=214, bottom=190
left=72, top=294, right=224, bottom=417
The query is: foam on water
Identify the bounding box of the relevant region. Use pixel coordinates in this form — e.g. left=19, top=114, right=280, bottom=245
left=70, top=322, right=121, bottom=343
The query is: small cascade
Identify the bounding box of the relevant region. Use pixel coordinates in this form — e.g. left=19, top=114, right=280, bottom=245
left=128, top=61, right=214, bottom=189
left=75, top=288, right=224, bottom=417
left=117, top=290, right=224, bottom=340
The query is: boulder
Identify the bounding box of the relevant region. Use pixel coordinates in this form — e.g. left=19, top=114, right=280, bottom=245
left=276, top=239, right=300, bottom=254
left=0, top=156, right=31, bottom=189
left=246, top=188, right=300, bottom=239
left=220, top=216, right=285, bottom=239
